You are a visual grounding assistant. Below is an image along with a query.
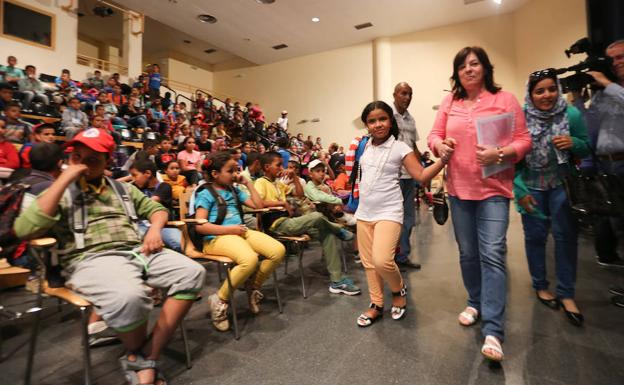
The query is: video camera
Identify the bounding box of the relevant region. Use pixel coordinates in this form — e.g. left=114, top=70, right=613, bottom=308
left=556, top=38, right=614, bottom=93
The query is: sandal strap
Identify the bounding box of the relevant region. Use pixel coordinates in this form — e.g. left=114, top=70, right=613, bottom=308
left=369, top=303, right=384, bottom=312
left=391, top=284, right=407, bottom=297
left=120, top=353, right=158, bottom=372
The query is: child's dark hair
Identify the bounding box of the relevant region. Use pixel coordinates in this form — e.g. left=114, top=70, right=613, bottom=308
left=143, top=139, right=159, bottom=150
left=182, top=136, right=195, bottom=147
left=33, top=123, right=55, bottom=134
left=5, top=101, right=20, bottom=110
left=247, top=151, right=261, bottom=165
left=130, top=158, right=157, bottom=176
left=164, top=160, right=180, bottom=170
left=160, top=136, right=171, bottom=143
left=260, top=151, right=282, bottom=168
left=202, top=151, right=233, bottom=180
left=30, top=143, right=63, bottom=172
left=360, top=101, right=399, bottom=140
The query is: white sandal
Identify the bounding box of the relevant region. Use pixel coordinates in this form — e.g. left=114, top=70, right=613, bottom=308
left=458, top=306, right=479, bottom=326
left=481, top=335, right=504, bottom=362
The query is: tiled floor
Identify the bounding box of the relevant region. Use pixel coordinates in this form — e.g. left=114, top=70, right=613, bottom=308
left=1, top=207, right=623, bottom=385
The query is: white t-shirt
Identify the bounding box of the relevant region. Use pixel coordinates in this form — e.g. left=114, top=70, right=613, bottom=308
left=355, top=136, right=413, bottom=224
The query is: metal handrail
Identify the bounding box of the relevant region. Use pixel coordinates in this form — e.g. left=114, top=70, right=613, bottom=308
left=159, top=84, right=178, bottom=99
left=174, top=93, right=194, bottom=106
left=76, top=54, right=128, bottom=75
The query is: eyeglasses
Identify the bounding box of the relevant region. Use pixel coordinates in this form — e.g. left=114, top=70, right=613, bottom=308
left=529, top=68, right=557, bottom=81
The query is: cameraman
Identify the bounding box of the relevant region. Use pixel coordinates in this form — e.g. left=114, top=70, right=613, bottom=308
left=573, top=39, right=624, bottom=306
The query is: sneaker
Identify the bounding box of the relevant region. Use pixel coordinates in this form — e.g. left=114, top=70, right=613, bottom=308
left=596, top=256, right=624, bottom=269
left=337, top=229, right=354, bottom=242
left=354, top=253, right=362, bottom=264
left=248, top=289, right=264, bottom=315
left=208, top=293, right=230, bottom=332
left=611, top=295, right=624, bottom=308
left=88, top=321, right=119, bottom=347
left=329, top=278, right=361, bottom=296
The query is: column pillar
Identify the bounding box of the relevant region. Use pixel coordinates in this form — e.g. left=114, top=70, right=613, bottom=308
left=122, top=13, right=143, bottom=80
left=373, top=37, right=392, bottom=102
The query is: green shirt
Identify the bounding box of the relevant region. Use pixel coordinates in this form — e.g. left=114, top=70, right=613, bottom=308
left=304, top=180, right=342, bottom=205
left=14, top=181, right=166, bottom=267
left=513, top=105, right=590, bottom=217
left=0, top=65, right=25, bottom=81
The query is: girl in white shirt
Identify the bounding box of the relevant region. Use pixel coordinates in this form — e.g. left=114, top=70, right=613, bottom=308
left=355, top=101, right=451, bottom=327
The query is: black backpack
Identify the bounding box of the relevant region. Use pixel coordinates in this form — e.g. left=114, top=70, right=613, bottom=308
left=187, top=183, right=244, bottom=251
left=0, top=183, right=30, bottom=263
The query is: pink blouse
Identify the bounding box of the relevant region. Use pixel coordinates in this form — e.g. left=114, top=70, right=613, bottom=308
left=177, top=150, right=202, bottom=171
left=428, top=90, right=531, bottom=200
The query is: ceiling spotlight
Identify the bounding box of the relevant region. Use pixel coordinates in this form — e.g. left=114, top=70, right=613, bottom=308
left=256, top=0, right=275, bottom=4
left=93, top=6, right=113, bottom=17
left=493, top=0, right=502, bottom=4
left=197, top=14, right=217, bottom=23
left=311, top=17, right=320, bottom=23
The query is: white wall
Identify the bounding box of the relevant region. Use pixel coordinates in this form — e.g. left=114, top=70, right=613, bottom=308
left=214, top=43, right=374, bottom=147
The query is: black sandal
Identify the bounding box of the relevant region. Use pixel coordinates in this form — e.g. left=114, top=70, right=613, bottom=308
left=357, top=303, right=383, bottom=327
left=119, top=353, right=167, bottom=385
left=391, top=284, right=407, bottom=320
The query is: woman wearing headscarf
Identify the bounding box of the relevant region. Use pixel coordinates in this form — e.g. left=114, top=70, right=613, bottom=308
left=513, top=69, right=590, bottom=327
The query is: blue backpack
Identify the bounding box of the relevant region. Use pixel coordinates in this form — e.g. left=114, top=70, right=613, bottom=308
left=345, top=136, right=369, bottom=213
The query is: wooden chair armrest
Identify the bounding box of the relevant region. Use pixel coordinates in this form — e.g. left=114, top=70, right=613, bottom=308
left=29, top=237, right=57, bottom=249
left=166, top=220, right=186, bottom=229
left=276, top=234, right=311, bottom=242
left=183, top=218, right=208, bottom=225
left=44, top=286, right=91, bottom=307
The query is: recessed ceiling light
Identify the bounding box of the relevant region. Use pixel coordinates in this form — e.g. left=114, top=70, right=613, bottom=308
left=493, top=0, right=502, bottom=4
left=183, top=39, right=191, bottom=44
left=256, top=0, right=275, bottom=4
left=272, top=43, right=288, bottom=50
left=197, top=14, right=217, bottom=23
left=311, top=17, right=320, bottom=23
left=204, top=49, right=217, bottom=54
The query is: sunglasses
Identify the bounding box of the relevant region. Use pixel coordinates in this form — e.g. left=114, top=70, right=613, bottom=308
left=529, top=68, right=558, bottom=81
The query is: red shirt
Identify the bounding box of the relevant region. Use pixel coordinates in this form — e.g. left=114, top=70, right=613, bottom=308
left=0, top=141, right=20, bottom=169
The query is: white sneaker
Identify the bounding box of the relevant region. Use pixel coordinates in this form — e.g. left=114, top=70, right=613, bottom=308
left=208, top=293, right=229, bottom=331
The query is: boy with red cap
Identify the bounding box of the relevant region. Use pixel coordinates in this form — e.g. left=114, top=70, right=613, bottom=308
left=14, top=128, right=205, bottom=384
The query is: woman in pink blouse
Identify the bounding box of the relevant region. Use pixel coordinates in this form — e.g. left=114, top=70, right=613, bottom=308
left=177, top=136, right=202, bottom=185
left=428, top=46, right=531, bottom=362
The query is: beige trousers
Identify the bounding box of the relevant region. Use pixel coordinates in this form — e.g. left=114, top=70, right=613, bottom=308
left=356, top=220, right=403, bottom=306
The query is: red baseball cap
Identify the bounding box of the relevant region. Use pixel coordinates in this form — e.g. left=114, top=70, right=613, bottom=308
left=65, top=128, right=116, bottom=154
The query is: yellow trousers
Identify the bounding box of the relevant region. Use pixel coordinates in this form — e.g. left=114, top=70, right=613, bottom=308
left=203, top=230, right=286, bottom=301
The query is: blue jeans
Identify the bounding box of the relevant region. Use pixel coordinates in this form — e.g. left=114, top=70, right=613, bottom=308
left=449, top=195, right=509, bottom=341
left=396, top=178, right=415, bottom=263
left=127, top=115, right=148, bottom=128
left=138, top=221, right=182, bottom=252
left=521, top=186, right=578, bottom=299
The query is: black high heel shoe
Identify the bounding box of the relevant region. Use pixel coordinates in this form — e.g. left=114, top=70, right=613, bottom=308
left=558, top=299, right=584, bottom=327
left=536, top=292, right=560, bottom=310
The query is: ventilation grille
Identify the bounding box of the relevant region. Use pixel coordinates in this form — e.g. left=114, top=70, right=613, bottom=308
left=354, top=22, right=373, bottom=30
left=272, top=44, right=288, bottom=50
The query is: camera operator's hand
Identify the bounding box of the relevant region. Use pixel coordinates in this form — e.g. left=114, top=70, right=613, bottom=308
left=587, top=71, right=612, bottom=88
left=552, top=135, right=573, bottom=151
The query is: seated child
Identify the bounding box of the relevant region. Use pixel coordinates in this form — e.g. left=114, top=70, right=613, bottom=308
left=304, top=159, right=356, bottom=226
left=3, top=101, right=32, bottom=144
left=18, top=122, right=56, bottom=169
left=194, top=151, right=285, bottom=331
left=155, top=137, right=177, bottom=172
left=255, top=152, right=360, bottom=296
left=161, top=160, right=187, bottom=201
left=0, top=118, right=20, bottom=169
left=14, top=128, right=205, bottom=385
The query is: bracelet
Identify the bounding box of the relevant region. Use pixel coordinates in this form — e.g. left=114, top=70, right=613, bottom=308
left=496, top=146, right=504, bottom=164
